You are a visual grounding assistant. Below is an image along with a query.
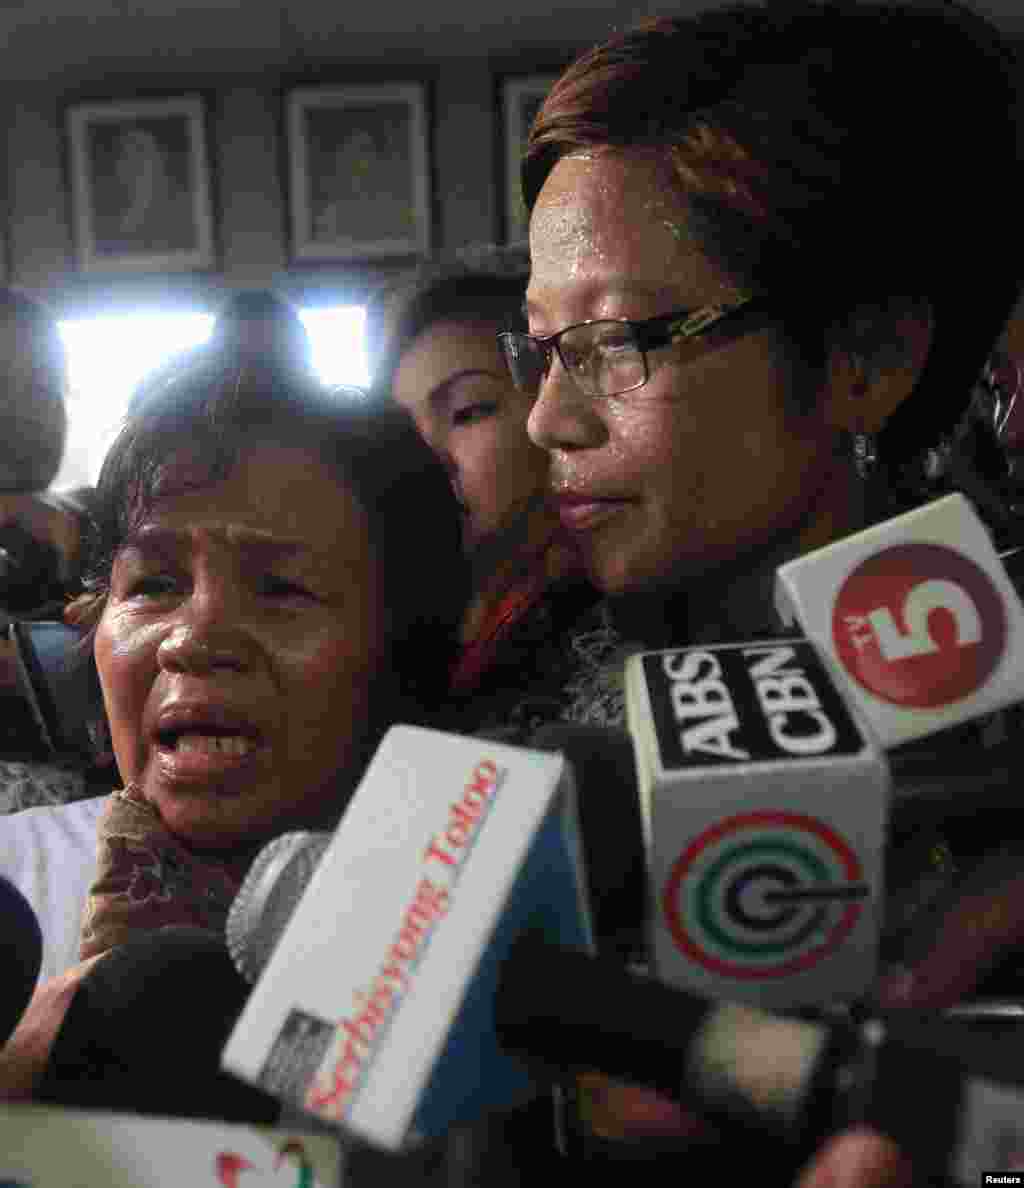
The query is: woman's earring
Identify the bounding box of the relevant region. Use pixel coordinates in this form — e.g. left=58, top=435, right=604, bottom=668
left=853, top=430, right=878, bottom=481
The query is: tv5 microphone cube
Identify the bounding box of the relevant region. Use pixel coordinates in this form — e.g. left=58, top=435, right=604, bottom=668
left=775, top=493, right=1024, bottom=748
left=626, top=640, right=888, bottom=1011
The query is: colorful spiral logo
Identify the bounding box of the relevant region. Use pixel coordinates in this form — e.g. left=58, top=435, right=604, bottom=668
left=663, top=811, right=867, bottom=979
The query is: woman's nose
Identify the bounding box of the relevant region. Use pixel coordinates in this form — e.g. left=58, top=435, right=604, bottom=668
left=155, top=575, right=251, bottom=676
left=157, top=625, right=247, bottom=676
left=526, top=363, right=604, bottom=453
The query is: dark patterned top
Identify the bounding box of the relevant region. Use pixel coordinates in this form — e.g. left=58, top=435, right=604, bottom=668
left=0, top=760, right=86, bottom=815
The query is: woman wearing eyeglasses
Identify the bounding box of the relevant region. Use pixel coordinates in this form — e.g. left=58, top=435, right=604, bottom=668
left=492, top=0, right=1024, bottom=724
left=502, top=12, right=1018, bottom=641
left=488, top=2, right=1024, bottom=1186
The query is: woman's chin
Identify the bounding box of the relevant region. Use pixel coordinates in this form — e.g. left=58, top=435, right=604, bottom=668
left=586, top=545, right=662, bottom=598
left=139, top=779, right=273, bottom=852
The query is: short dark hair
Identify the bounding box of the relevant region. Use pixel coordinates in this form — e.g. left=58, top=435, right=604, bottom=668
left=368, top=254, right=529, bottom=396
left=126, top=294, right=312, bottom=419
left=524, top=1, right=1023, bottom=463
left=80, top=346, right=469, bottom=733
left=0, top=288, right=67, bottom=491
left=214, top=290, right=300, bottom=322
left=210, top=289, right=313, bottom=367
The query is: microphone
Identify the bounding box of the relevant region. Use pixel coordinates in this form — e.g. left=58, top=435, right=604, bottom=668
left=217, top=722, right=1024, bottom=1183
left=221, top=724, right=592, bottom=1152
left=495, top=933, right=1024, bottom=1187
left=220, top=796, right=1024, bottom=1185
left=35, top=926, right=282, bottom=1124
left=774, top=492, right=1024, bottom=747
left=624, top=637, right=889, bottom=1009
left=0, top=874, right=42, bottom=1046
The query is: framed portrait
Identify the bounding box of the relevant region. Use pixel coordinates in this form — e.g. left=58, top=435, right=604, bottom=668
left=287, top=83, right=431, bottom=262
left=502, top=74, right=557, bottom=244
left=66, top=95, right=216, bottom=275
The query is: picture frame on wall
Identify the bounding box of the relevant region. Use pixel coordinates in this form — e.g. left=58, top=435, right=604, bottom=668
left=502, top=74, right=556, bottom=244
left=287, top=83, right=431, bottom=262
left=66, top=94, right=216, bottom=275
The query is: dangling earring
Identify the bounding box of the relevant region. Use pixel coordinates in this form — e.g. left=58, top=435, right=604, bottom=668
left=853, top=429, right=878, bottom=481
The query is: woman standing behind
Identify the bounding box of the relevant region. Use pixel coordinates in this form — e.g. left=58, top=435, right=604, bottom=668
left=370, top=256, right=595, bottom=730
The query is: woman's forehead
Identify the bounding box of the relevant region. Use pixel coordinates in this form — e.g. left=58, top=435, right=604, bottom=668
left=531, top=152, right=686, bottom=240
left=125, top=445, right=368, bottom=556
left=527, top=151, right=734, bottom=318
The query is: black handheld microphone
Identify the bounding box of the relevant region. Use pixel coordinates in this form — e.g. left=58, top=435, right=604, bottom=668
left=35, top=926, right=280, bottom=1125
left=0, top=874, right=42, bottom=1046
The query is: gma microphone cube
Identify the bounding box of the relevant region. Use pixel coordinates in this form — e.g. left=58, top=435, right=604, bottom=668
left=775, top=493, right=1024, bottom=748
left=625, top=640, right=888, bottom=1011
left=221, top=725, right=592, bottom=1151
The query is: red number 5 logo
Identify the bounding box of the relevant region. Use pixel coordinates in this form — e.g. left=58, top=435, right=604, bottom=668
left=833, top=543, right=1007, bottom=708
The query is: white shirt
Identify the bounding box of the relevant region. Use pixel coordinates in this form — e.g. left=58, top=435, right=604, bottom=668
left=0, top=796, right=103, bottom=983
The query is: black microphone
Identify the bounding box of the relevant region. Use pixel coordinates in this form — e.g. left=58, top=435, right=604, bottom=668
left=0, top=874, right=42, bottom=1046
left=494, top=932, right=1024, bottom=1186
left=35, top=926, right=281, bottom=1125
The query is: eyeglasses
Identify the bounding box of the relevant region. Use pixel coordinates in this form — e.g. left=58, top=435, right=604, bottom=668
left=497, top=295, right=771, bottom=399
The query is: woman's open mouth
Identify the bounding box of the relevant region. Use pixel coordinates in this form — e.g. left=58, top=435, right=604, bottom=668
left=155, top=727, right=266, bottom=780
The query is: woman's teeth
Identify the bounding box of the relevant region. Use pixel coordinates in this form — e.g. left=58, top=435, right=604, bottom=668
left=173, top=733, right=254, bottom=756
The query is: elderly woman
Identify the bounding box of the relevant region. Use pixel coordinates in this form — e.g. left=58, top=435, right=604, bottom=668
left=491, top=0, right=1024, bottom=1184
left=0, top=347, right=468, bottom=1096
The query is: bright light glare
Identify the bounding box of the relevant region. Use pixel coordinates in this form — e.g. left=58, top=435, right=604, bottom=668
left=299, top=306, right=369, bottom=388
left=52, top=305, right=368, bottom=490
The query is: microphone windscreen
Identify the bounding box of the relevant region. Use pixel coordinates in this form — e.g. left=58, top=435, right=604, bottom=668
left=35, top=926, right=280, bottom=1125
left=228, top=832, right=332, bottom=985
left=0, top=874, right=42, bottom=1045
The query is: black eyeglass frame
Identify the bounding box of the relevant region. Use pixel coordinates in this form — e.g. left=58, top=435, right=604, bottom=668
left=498, top=294, right=772, bottom=398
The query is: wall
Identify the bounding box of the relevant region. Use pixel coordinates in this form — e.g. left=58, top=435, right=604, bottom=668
left=0, top=50, right=566, bottom=318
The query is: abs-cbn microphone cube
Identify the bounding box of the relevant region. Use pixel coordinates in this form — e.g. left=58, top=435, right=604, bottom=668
left=775, top=493, right=1024, bottom=748
left=221, top=725, right=592, bottom=1151
left=626, top=640, right=888, bottom=1011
